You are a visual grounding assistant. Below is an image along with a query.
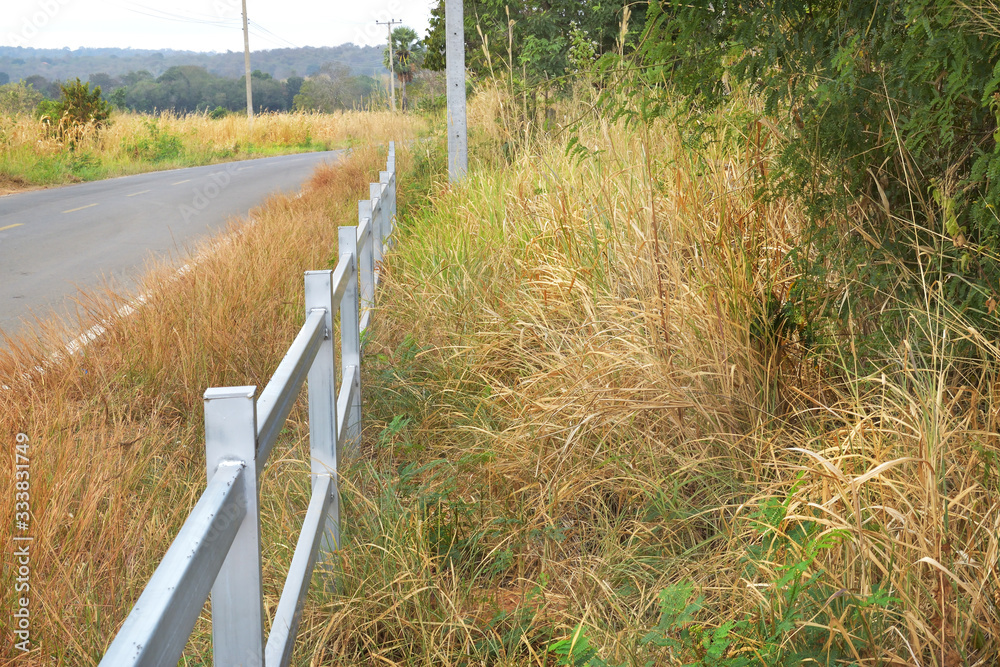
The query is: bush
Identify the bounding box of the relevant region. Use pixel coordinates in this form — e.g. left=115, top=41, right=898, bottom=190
left=39, top=78, right=112, bottom=137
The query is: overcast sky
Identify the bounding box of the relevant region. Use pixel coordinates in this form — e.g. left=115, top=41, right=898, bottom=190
left=2, top=0, right=435, bottom=52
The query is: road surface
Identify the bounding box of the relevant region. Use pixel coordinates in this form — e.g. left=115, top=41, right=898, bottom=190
left=0, top=150, right=343, bottom=341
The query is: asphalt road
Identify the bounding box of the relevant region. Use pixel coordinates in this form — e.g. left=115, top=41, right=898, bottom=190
left=0, top=150, right=343, bottom=340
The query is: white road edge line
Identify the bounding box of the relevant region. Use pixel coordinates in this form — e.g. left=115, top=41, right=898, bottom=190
left=0, top=217, right=260, bottom=391
left=60, top=217, right=259, bottom=359
left=0, top=149, right=348, bottom=389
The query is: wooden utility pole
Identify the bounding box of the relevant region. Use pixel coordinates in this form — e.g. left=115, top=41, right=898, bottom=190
left=241, top=0, right=253, bottom=124
left=376, top=19, right=401, bottom=111
left=445, top=0, right=467, bottom=181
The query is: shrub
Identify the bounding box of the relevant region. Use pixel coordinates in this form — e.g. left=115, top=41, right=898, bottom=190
left=39, top=78, right=113, bottom=141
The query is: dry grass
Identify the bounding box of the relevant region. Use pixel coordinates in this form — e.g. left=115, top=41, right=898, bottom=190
left=1, top=82, right=999, bottom=667
left=329, top=85, right=1000, bottom=665
left=0, top=109, right=427, bottom=191
left=0, top=142, right=394, bottom=664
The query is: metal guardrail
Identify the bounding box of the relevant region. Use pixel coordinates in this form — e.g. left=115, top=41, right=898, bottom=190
left=99, top=143, right=397, bottom=667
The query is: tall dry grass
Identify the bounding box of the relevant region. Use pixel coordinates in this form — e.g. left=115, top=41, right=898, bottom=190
left=0, top=109, right=427, bottom=190
left=1, top=80, right=998, bottom=666
left=0, top=142, right=396, bottom=664
left=321, top=85, right=999, bottom=665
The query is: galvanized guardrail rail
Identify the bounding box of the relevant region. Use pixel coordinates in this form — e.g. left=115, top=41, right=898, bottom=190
left=99, top=143, right=397, bottom=666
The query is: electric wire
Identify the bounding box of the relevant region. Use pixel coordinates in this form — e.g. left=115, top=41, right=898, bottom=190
left=117, top=1, right=241, bottom=28
left=248, top=20, right=300, bottom=49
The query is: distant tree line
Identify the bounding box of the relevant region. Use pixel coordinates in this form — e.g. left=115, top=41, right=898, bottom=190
left=0, top=45, right=387, bottom=84
left=3, top=65, right=387, bottom=114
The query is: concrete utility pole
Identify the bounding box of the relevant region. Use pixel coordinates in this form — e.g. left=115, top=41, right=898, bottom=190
left=376, top=19, right=401, bottom=111
left=445, top=0, right=468, bottom=181
left=242, top=0, right=253, bottom=124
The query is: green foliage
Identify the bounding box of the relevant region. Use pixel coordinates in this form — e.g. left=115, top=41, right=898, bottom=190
left=44, top=77, right=112, bottom=128
left=423, top=0, right=646, bottom=80
left=108, top=87, right=127, bottom=110
left=640, top=583, right=749, bottom=667
left=567, top=28, right=599, bottom=74
left=293, top=63, right=378, bottom=112
left=542, top=497, right=899, bottom=666
left=121, top=119, right=183, bottom=162
left=627, top=0, right=1000, bottom=362
left=549, top=624, right=612, bottom=667
left=384, top=26, right=425, bottom=83
left=0, top=81, right=42, bottom=115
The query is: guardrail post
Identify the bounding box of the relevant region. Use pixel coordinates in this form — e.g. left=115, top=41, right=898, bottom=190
left=379, top=170, right=391, bottom=249
left=338, top=227, right=362, bottom=449
left=387, top=143, right=396, bottom=239
left=358, top=200, right=375, bottom=332
left=370, top=183, right=384, bottom=284
left=204, top=386, right=264, bottom=666
left=304, top=271, right=340, bottom=554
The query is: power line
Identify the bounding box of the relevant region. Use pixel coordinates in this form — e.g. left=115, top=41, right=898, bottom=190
left=118, top=1, right=240, bottom=28
left=248, top=20, right=299, bottom=50
left=118, top=1, right=301, bottom=53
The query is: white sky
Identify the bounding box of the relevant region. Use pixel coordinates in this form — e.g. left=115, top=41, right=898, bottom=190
left=2, top=0, right=435, bottom=51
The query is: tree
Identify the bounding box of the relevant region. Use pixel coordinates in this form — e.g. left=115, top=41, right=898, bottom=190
left=108, top=87, right=127, bottom=110
left=285, top=75, right=304, bottom=108
left=0, top=81, right=42, bottom=115
left=634, top=0, right=1000, bottom=347
left=247, top=70, right=288, bottom=113
left=293, top=64, right=376, bottom=112
left=23, top=74, right=60, bottom=99
left=384, top=26, right=425, bottom=109
left=87, top=72, right=120, bottom=90
left=121, top=70, right=154, bottom=86
left=423, top=0, right=645, bottom=80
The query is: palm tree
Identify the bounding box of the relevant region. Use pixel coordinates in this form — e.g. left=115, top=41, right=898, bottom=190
left=383, top=26, right=425, bottom=109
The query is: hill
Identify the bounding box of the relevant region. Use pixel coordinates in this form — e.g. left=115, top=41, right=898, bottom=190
left=0, top=44, right=388, bottom=85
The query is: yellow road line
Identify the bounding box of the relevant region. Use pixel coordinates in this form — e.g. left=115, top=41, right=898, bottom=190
left=0, top=223, right=23, bottom=231
left=126, top=189, right=150, bottom=197
left=171, top=179, right=191, bottom=185
left=63, top=203, right=98, bottom=214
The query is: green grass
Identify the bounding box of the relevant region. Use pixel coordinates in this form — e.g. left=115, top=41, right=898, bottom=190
left=308, top=86, right=1000, bottom=665
left=0, top=110, right=428, bottom=190
left=1, top=87, right=998, bottom=667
